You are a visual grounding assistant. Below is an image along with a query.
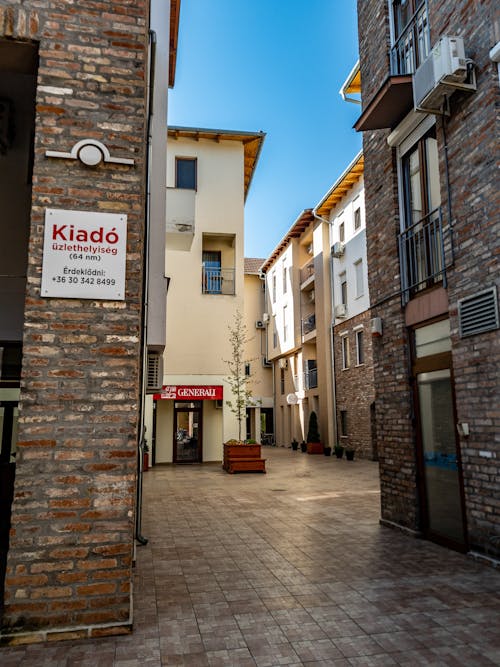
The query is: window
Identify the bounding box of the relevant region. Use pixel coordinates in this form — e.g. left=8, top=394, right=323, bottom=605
left=339, top=221, right=345, bottom=243
left=283, top=304, right=288, bottom=342
left=340, top=272, right=347, bottom=306
left=340, top=410, right=348, bottom=437
left=400, top=127, right=443, bottom=296
left=280, top=368, right=285, bottom=395
left=354, top=206, right=361, bottom=231
left=356, top=329, right=364, bottom=365
left=175, top=157, right=196, bottom=189
left=272, top=273, right=276, bottom=302
left=245, top=363, right=250, bottom=376
left=282, top=264, right=287, bottom=293
left=354, top=260, right=364, bottom=298
left=341, top=334, right=349, bottom=369
left=390, top=0, right=430, bottom=75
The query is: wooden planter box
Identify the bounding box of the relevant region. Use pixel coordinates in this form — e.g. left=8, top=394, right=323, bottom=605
left=223, top=443, right=266, bottom=474
left=307, top=442, right=324, bottom=455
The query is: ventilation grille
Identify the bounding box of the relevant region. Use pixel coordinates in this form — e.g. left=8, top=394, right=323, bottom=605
left=146, top=352, right=163, bottom=393
left=458, top=287, right=499, bottom=338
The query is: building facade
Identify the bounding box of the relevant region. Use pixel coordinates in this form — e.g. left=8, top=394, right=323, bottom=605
left=243, top=259, right=274, bottom=443
left=356, top=0, right=499, bottom=556
left=0, top=0, right=179, bottom=643
left=314, top=153, right=377, bottom=460
left=146, top=127, right=265, bottom=464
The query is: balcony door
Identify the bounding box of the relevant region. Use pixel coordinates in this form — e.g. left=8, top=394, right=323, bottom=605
left=202, top=250, right=222, bottom=294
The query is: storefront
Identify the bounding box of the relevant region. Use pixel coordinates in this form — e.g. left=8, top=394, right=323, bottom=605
left=152, top=385, right=225, bottom=464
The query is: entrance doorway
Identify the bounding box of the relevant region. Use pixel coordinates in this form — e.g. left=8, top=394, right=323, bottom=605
left=173, top=401, right=202, bottom=463
left=0, top=39, right=38, bottom=610
left=413, top=320, right=467, bottom=550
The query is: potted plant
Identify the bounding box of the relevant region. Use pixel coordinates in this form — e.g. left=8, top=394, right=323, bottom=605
left=306, top=411, right=323, bottom=454
left=334, top=445, right=344, bottom=459
left=300, top=440, right=307, bottom=453
left=291, top=439, right=299, bottom=451
left=323, top=446, right=332, bottom=456
left=345, top=447, right=355, bottom=461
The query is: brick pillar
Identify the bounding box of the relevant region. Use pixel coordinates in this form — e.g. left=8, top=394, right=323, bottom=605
left=1, top=1, right=149, bottom=642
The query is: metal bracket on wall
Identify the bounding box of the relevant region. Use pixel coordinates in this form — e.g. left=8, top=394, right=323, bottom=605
left=45, top=138, right=135, bottom=167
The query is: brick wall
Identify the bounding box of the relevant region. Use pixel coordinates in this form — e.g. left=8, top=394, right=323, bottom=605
left=357, top=0, right=500, bottom=553
left=334, top=310, right=376, bottom=460
left=1, top=0, right=149, bottom=641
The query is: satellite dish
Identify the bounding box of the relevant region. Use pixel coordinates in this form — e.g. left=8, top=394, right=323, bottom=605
left=286, top=393, right=298, bottom=405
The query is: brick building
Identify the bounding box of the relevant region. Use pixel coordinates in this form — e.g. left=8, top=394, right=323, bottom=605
left=355, top=0, right=499, bottom=556
left=0, top=0, right=180, bottom=643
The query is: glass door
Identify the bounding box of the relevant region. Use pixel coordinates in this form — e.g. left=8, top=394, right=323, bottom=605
left=173, top=401, right=202, bottom=463
left=417, top=369, right=465, bottom=546
left=413, top=320, right=466, bottom=550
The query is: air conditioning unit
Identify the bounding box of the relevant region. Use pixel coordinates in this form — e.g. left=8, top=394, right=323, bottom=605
left=262, top=312, right=270, bottom=323
left=413, top=36, right=475, bottom=113
left=255, top=320, right=265, bottom=329
left=262, top=357, right=272, bottom=368
left=335, top=303, right=347, bottom=319
left=146, top=351, right=163, bottom=393
left=278, top=358, right=288, bottom=369
left=308, top=290, right=315, bottom=303
left=332, top=242, right=345, bottom=258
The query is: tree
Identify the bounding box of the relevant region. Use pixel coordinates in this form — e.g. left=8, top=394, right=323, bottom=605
left=223, top=310, right=258, bottom=442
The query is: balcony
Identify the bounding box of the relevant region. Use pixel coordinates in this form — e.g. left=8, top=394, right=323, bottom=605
left=304, top=366, right=318, bottom=390
left=355, top=1, right=430, bottom=132
left=202, top=267, right=235, bottom=296
left=301, top=313, right=316, bottom=338
left=300, top=260, right=315, bottom=286
left=390, top=1, right=430, bottom=76
left=398, top=207, right=452, bottom=304
left=166, top=187, right=195, bottom=251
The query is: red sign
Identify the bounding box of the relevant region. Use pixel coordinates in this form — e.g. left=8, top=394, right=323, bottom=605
left=153, top=385, right=223, bottom=401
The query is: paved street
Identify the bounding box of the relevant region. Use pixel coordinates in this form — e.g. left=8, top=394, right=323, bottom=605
left=2, top=447, right=499, bottom=666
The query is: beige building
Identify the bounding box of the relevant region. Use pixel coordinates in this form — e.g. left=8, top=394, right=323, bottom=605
left=145, top=127, right=265, bottom=464
left=261, top=154, right=374, bottom=458
left=261, top=209, right=334, bottom=449
left=243, top=259, right=274, bottom=442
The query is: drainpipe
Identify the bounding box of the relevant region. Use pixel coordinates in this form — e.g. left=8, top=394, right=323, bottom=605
left=312, top=211, right=338, bottom=448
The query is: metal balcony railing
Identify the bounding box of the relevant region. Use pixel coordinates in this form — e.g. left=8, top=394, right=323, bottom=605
left=390, top=0, right=430, bottom=75
left=300, top=260, right=314, bottom=284
left=304, top=367, right=318, bottom=390
left=301, top=313, right=316, bottom=336
left=398, top=207, right=453, bottom=304
left=202, top=267, right=235, bottom=295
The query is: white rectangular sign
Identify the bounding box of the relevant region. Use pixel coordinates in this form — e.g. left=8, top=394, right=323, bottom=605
left=41, top=209, right=127, bottom=300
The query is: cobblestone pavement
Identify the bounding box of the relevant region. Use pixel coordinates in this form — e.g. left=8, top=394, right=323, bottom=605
left=2, top=447, right=499, bottom=666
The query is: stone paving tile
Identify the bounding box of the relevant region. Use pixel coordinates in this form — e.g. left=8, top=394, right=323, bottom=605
left=1, top=448, right=499, bottom=666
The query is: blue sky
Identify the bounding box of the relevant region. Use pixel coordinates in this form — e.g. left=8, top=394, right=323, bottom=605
left=168, top=0, right=362, bottom=259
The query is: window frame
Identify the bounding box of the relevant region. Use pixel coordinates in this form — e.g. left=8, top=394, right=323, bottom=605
left=355, top=328, right=365, bottom=366
left=175, top=157, right=197, bottom=190
left=341, top=334, right=350, bottom=370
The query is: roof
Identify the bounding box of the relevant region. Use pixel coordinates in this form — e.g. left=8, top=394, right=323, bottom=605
left=340, top=60, right=361, bottom=103
left=314, top=152, right=364, bottom=218
left=260, top=209, right=315, bottom=274
left=167, top=126, right=266, bottom=200
left=169, top=0, right=181, bottom=87
left=244, top=258, right=266, bottom=275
